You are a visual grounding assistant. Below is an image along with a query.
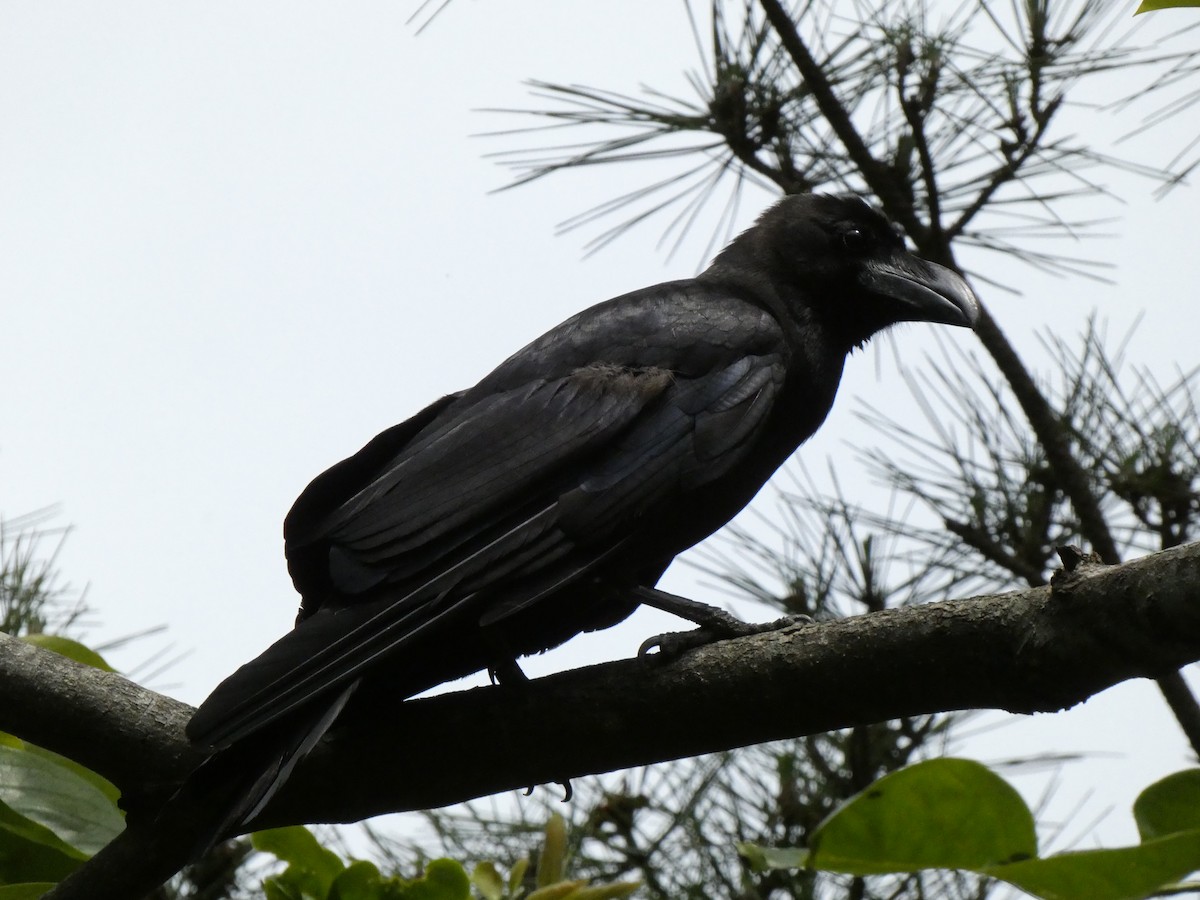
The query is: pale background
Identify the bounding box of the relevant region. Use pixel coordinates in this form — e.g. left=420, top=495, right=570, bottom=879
left=2, top=1, right=1197, bottom=856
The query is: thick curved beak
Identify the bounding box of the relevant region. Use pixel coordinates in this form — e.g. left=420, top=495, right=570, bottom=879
left=858, top=254, right=980, bottom=328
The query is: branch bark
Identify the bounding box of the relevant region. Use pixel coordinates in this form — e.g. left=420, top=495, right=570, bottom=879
left=5, top=541, right=1198, bottom=899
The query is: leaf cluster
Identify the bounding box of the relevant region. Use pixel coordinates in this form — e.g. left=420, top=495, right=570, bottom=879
left=742, top=759, right=1200, bottom=900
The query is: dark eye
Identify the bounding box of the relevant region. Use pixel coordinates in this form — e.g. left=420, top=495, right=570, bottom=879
left=840, top=227, right=870, bottom=253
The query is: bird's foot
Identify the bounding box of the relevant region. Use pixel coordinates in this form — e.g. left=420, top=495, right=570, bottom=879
left=632, top=585, right=811, bottom=658
left=488, top=658, right=529, bottom=686
left=523, top=780, right=574, bottom=801
left=638, top=613, right=811, bottom=659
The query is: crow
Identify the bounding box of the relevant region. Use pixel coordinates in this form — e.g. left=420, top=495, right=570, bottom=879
left=184, top=193, right=978, bottom=841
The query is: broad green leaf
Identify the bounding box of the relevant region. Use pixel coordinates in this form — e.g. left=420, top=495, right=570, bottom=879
left=255, top=826, right=345, bottom=878
left=265, top=868, right=326, bottom=900
left=471, top=861, right=504, bottom=900
left=0, top=798, right=83, bottom=883
left=0, top=886, right=58, bottom=899
left=255, top=826, right=345, bottom=898
left=0, top=744, right=124, bottom=856
left=401, top=858, right=471, bottom=900
left=991, top=830, right=1200, bottom=900
left=21, top=634, right=115, bottom=672
left=808, top=758, right=1036, bottom=874
left=0, top=736, right=121, bottom=810
left=330, top=859, right=385, bottom=900
left=1136, top=0, right=1200, bottom=13
left=0, top=795, right=84, bottom=860
left=740, top=761, right=1200, bottom=899
left=263, top=880, right=302, bottom=900
left=1134, top=769, right=1200, bottom=840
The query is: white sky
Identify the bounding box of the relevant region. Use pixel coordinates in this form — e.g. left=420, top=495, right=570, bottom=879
left=2, top=0, right=1198, bottom=859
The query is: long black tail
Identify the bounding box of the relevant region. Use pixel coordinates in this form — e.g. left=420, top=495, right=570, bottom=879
left=169, top=677, right=360, bottom=859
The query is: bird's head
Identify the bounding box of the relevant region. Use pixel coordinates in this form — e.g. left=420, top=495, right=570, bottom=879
left=715, top=194, right=979, bottom=349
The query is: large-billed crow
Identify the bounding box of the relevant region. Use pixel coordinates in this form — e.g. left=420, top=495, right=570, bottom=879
left=185, top=193, right=978, bottom=838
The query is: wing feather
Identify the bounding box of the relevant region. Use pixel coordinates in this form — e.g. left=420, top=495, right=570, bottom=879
left=190, top=288, right=793, bottom=750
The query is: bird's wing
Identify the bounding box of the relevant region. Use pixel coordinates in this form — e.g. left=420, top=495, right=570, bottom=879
left=187, top=286, right=789, bottom=750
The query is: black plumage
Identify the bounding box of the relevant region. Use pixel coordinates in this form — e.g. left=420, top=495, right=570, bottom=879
left=184, top=193, right=978, bottom=834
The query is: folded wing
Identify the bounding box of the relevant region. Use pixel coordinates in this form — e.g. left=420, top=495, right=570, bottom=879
left=187, top=286, right=790, bottom=750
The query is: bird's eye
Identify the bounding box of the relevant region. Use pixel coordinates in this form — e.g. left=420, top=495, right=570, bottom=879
left=840, top=227, right=869, bottom=253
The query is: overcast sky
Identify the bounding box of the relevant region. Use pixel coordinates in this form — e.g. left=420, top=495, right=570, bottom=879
left=2, top=1, right=1198, bottom=857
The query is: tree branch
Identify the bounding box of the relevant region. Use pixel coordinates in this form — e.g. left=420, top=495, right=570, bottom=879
left=967, top=304, right=1122, bottom=567
left=752, top=3, right=1126, bottom=578
left=751, top=0, right=1128, bottom=609
left=755, top=0, right=915, bottom=233
left=6, top=541, right=1198, bottom=899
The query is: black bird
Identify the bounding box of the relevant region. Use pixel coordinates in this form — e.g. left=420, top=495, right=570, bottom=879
left=184, top=193, right=978, bottom=837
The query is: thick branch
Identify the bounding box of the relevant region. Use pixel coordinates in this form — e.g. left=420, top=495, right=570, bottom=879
left=7, top=541, right=1198, bottom=899
left=0, top=635, right=198, bottom=792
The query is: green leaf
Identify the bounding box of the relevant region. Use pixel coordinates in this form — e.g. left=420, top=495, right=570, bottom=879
left=508, top=857, right=529, bottom=893
left=1135, top=0, right=1200, bottom=13
left=254, top=826, right=345, bottom=898
left=556, top=881, right=641, bottom=899
left=0, top=743, right=124, bottom=856
left=0, top=734, right=121, bottom=810
left=526, top=881, right=588, bottom=900
left=0, top=798, right=83, bottom=883
left=254, top=826, right=345, bottom=878
left=263, top=880, right=302, bottom=900
left=0, top=886, right=59, bottom=899
left=808, top=758, right=1036, bottom=874
left=21, top=635, right=115, bottom=672
left=471, top=862, right=505, bottom=900
left=1134, top=769, right=1200, bottom=840
left=401, top=858, right=471, bottom=900
left=737, top=842, right=808, bottom=872
left=991, top=830, right=1200, bottom=900
left=744, top=761, right=1200, bottom=898
left=330, top=859, right=385, bottom=900
left=0, top=794, right=84, bottom=860
left=538, top=813, right=567, bottom=887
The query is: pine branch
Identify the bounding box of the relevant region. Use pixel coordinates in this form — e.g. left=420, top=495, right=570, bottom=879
left=755, top=0, right=915, bottom=229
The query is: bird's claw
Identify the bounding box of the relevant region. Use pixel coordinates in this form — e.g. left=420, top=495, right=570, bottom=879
left=522, top=780, right=573, bottom=801
left=488, top=658, right=529, bottom=686
left=639, top=613, right=812, bottom=659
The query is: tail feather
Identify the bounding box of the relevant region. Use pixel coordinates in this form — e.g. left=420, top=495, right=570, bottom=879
left=171, top=678, right=361, bottom=859
left=240, top=677, right=359, bottom=826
